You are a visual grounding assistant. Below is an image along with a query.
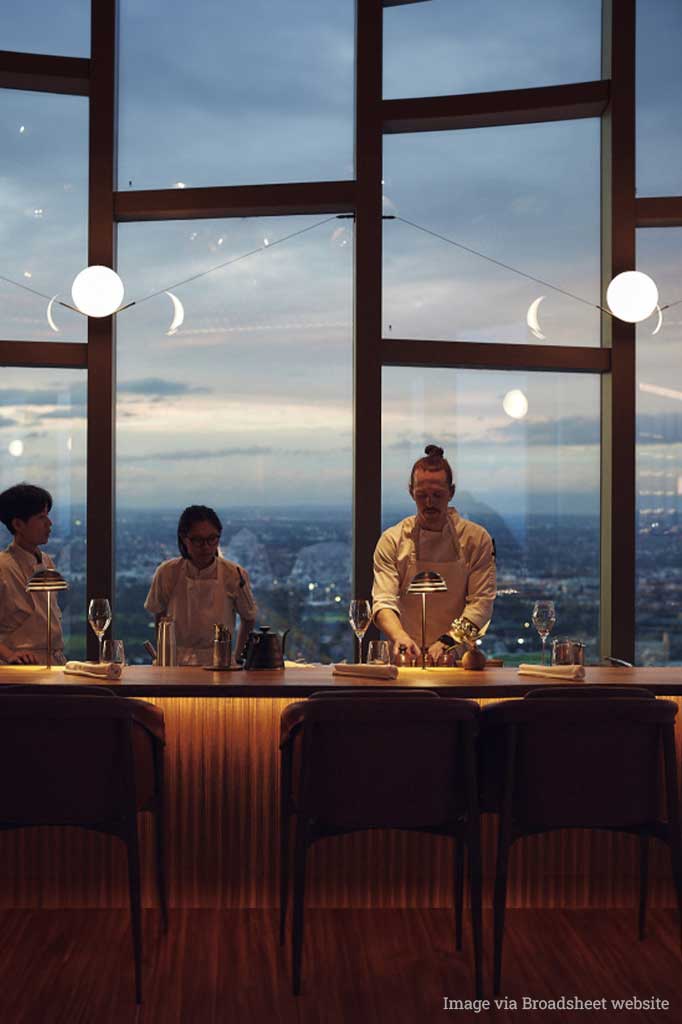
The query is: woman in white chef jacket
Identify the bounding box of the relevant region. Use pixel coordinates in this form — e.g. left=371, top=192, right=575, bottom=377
left=144, top=505, right=257, bottom=666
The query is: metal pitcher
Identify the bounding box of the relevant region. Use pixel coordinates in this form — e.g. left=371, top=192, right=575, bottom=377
left=551, top=638, right=585, bottom=667
left=242, top=626, right=289, bottom=670
left=157, top=616, right=177, bottom=667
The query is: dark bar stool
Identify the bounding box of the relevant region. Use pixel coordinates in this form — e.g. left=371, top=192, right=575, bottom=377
left=0, top=689, right=167, bottom=1004
left=480, top=690, right=682, bottom=995
left=279, top=691, right=483, bottom=997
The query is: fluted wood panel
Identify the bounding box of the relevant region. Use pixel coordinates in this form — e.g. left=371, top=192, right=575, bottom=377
left=0, top=696, right=679, bottom=909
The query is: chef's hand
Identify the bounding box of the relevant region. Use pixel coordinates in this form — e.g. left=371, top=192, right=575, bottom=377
left=391, top=633, right=420, bottom=662
left=427, top=640, right=451, bottom=666
left=8, top=651, right=39, bottom=665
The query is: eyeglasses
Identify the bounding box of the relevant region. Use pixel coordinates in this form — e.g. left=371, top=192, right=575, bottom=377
left=186, top=533, right=220, bottom=547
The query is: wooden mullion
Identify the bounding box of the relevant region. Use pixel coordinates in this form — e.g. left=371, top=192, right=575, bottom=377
left=600, top=0, right=636, bottom=663
left=636, top=197, right=682, bottom=228
left=0, top=341, right=87, bottom=368
left=86, top=0, right=117, bottom=657
left=354, top=0, right=383, bottom=603
left=114, top=181, right=356, bottom=223
left=383, top=81, right=610, bottom=134
left=0, top=50, right=89, bottom=95
left=382, top=339, right=610, bottom=373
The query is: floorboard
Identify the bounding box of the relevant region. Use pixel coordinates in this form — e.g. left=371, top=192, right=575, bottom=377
left=0, top=909, right=679, bottom=1023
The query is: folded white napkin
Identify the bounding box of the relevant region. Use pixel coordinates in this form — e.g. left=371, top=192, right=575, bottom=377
left=332, top=663, right=398, bottom=680
left=517, top=663, right=585, bottom=681
left=63, top=660, right=123, bottom=681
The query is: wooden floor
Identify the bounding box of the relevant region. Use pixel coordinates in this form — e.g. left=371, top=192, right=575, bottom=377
left=0, top=909, right=680, bottom=1024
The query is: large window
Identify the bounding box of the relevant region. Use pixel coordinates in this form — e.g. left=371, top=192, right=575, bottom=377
left=636, top=0, right=682, bottom=197
left=383, top=367, right=601, bottom=663
left=383, top=0, right=602, bottom=99
left=383, top=120, right=600, bottom=345
left=0, top=2, right=90, bottom=57
left=0, top=90, right=88, bottom=343
left=115, top=215, right=353, bottom=663
left=117, top=0, right=355, bottom=189
left=0, top=368, right=87, bottom=658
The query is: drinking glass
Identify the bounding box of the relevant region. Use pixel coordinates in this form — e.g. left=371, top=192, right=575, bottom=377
left=532, top=600, right=556, bottom=666
left=102, top=639, right=125, bottom=665
left=348, top=599, right=372, bottom=663
left=88, top=598, right=112, bottom=663
left=366, top=640, right=390, bottom=665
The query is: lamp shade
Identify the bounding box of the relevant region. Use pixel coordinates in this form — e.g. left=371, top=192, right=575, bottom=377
left=25, top=567, right=69, bottom=592
left=71, top=265, right=124, bottom=318
left=407, top=570, right=448, bottom=594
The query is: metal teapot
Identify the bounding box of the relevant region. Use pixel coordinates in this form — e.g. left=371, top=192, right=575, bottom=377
left=242, top=626, right=289, bottom=670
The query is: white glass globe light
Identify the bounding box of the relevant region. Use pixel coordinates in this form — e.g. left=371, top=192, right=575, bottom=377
left=502, top=389, right=529, bottom=420
left=71, top=266, right=124, bottom=318
left=606, top=271, right=658, bottom=323
left=8, top=439, right=24, bottom=457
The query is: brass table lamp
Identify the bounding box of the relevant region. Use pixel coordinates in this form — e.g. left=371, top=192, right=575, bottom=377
left=407, top=570, right=448, bottom=669
left=25, top=567, right=69, bottom=668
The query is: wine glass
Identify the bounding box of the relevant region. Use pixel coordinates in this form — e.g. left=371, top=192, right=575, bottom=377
left=532, top=600, right=556, bottom=666
left=348, top=599, right=372, bottom=663
left=88, top=598, right=112, bottom=663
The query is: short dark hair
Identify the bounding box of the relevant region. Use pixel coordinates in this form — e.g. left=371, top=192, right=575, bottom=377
left=177, top=505, right=223, bottom=558
left=409, top=445, right=454, bottom=492
left=0, top=483, right=53, bottom=534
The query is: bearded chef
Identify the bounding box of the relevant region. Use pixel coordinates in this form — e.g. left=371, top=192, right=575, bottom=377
left=372, top=445, right=496, bottom=664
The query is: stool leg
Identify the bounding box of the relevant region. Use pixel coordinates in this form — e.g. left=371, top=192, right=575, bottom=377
left=126, top=823, right=144, bottom=1004
left=292, top=820, right=308, bottom=996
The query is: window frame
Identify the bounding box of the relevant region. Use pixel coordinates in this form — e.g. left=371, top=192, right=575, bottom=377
left=0, top=0, right=675, bottom=662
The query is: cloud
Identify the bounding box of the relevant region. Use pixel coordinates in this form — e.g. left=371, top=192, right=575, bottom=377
left=120, top=445, right=273, bottom=463
left=0, top=388, right=84, bottom=406
left=0, top=415, right=19, bottom=428
left=118, top=377, right=211, bottom=397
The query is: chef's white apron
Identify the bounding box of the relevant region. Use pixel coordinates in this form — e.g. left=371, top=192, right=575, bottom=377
left=398, top=519, right=468, bottom=648
left=167, top=560, right=237, bottom=666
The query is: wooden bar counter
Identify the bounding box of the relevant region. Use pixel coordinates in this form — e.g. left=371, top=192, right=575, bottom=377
left=1, top=664, right=681, bottom=912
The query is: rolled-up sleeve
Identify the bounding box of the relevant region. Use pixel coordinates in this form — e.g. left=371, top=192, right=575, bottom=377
left=456, top=532, right=496, bottom=630
left=235, top=567, right=257, bottom=622
left=371, top=532, right=402, bottom=621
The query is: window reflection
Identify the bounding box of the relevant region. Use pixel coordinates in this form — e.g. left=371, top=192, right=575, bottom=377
left=636, top=0, right=682, bottom=197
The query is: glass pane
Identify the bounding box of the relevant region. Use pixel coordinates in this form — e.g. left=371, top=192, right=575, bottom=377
left=384, top=0, right=601, bottom=99
left=382, top=367, right=601, bottom=662
left=637, top=0, right=682, bottom=197
left=383, top=120, right=600, bottom=345
left=0, top=1, right=89, bottom=57
left=0, top=368, right=87, bottom=658
left=118, top=0, right=354, bottom=189
left=0, top=90, right=88, bottom=342
left=116, top=215, right=353, bottom=664
left=636, top=228, right=682, bottom=665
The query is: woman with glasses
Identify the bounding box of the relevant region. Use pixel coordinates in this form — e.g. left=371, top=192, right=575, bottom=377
left=144, top=504, right=257, bottom=665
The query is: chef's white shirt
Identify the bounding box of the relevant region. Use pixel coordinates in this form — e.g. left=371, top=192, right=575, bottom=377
left=372, top=508, right=496, bottom=631
left=0, top=541, right=65, bottom=662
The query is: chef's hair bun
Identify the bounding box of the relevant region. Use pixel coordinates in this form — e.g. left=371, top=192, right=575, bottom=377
left=424, top=444, right=444, bottom=458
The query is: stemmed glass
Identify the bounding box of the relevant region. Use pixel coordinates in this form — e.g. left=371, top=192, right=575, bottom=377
left=532, top=600, right=556, bottom=666
left=88, top=598, right=112, bottom=663
left=348, top=599, right=372, bottom=664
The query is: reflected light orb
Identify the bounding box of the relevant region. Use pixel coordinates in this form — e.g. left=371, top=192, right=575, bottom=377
left=606, top=271, right=658, bottom=323
left=71, top=266, right=124, bottom=318
left=502, top=389, right=529, bottom=419
left=8, top=440, right=24, bottom=457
